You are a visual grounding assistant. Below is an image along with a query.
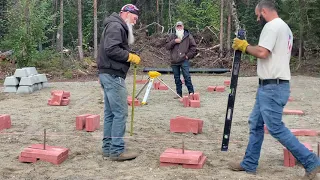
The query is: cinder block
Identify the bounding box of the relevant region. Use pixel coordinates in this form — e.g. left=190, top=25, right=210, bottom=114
left=76, top=114, right=92, bottom=130
left=283, top=109, right=304, bottom=115
left=158, top=85, right=168, bottom=90
left=182, top=156, right=207, bottom=169
left=37, top=83, right=43, bottom=90
left=192, top=93, right=200, bottom=101
left=14, top=69, right=28, bottom=77
left=85, top=115, right=100, bottom=132
left=0, top=114, right=11, bottom=130
left=35, top=74, right=48, bottom=82
left=159, top=162, right=180, bottom=167
left=283, top=148, right=290, bottom=167
left=17, top=86, right=33, bottom=94
left=215, top=86, right=225, bottom=92
left=207, top=86, right=216, bottom=92
left=284, top=143, right=313, bottom=167
left=4, top=76, right=19, bottom=86
left=22, top=67, right=38, bottom=76
left=3, top=86, right=18, bottom=93
left=42, top=82, right=50, bottom=88
left=19, top=155, right=38, bottom=163
left=224, top=80, right=231, bottom=86
left=19, top=76, right=36, bottom=86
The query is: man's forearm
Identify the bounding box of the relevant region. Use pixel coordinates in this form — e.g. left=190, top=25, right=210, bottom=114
left=246, top=45, right=269, bottom=59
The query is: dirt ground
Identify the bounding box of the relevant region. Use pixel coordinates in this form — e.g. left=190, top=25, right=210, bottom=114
left=0, top=73, right=319, bottom=180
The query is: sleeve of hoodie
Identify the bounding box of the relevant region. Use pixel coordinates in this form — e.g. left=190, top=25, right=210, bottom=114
left=103, top=22, right=129, bottom=62
left=186, top=34, right=197, bottom=59
left=165, top=34, right=176, bottom=50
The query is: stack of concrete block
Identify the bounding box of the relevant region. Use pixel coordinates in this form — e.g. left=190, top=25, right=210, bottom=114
left=3, top=67, right=49, bottom=94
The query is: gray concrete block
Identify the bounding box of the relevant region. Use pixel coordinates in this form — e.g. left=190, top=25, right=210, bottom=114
left=32, top=84, right=38, bottom=91
left=17, top=86, right=33, bottom=94
left=42, top=82, right=49, bottom=88
left=37, top=83, right=43, bottom=90
left=14, top=69, right=28, bottom=77
left=19, top=76, right=36, bottom=86
left=34, top=74, right=48, bottom=82
left=4, top=76, right=19, bottom=86
left=3, top=86, right=18, bottom=93
left=22, top=67, right=38, bottom=76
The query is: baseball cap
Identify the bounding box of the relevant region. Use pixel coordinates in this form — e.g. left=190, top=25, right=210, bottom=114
left=176, top=21, right=184, bottom=26
left=121, top=4, right=139, bottom=16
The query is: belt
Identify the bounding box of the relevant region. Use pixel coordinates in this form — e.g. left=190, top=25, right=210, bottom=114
left=259, top=79, right=289, bottom=86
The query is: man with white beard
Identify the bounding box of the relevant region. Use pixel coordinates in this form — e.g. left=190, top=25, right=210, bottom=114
left=165, top=21, right=197, bottom=98
left=97, top=4, right=140, bottom=161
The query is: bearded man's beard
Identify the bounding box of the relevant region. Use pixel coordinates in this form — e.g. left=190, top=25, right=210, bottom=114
left=176, top=29, right=184, bottom=40
left=125, top=19, right=135, bottom=45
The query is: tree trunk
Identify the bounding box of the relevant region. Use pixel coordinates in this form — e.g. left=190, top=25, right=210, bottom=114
left=58, top=0, right=64, bottom=61
left=219, top=0, right=224, bottom=57
left=156, top=0, right=159, bottom=33
left=25, top=0, right=30, bottom=35
left=227, top=1, right=232, bottom=55
left=298, top=0, right=304, bottom=69
left=168, top=0, right=172, bottom=33
left=52, top=0, right=58, bottom=48
left=93, top=0, right=98, bottom=60
left=77, top=0, right=84, bottom=61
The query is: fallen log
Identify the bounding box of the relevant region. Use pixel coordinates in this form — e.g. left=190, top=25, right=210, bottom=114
left=142, top=67, right=230, bottom=74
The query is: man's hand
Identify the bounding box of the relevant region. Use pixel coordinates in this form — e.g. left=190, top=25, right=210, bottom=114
left=127, top=53, right=141, bottom=65
left=232, top=38, right=249, bottom=54
left=175, top=39, right=181, bottom=43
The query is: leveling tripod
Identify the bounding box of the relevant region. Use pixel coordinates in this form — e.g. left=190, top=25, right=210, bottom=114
left=135, top=71, right=182, bottom=105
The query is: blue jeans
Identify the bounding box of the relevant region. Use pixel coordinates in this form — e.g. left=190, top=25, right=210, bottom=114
left=99, top=73, right=128, bottom=156
left=240, top=82, right=320, bottom=173
left=171, top=60, right=194, bottom=96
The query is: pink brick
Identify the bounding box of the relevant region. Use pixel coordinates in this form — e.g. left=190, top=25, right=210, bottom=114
left=182, top=156, right=207, bottom=169
left=160, top=149, right=202, bottom=165
left=153, top=82, right=160, bottom=90
left=159, top=162, right=180, bottom=167
left=76, top=114, right=92, bottom=130
left=207, top=86, right=216, bottom=92
left=127, top=96, right=140, bottom=106
left=189, top=100, right=200, bottom=108
left=170, top=117, right=203, bottom=134
left=85, top=115, right=100, bottom=132
left=291, top=129, right=318, bottom=136
left=61, top=98, right=70, bottom=106
left=215, top=86, right=225, bottom=92
left=51, top=90, right=70, bottom=98
left=284, top=143, right=313, bottom=167
left=49, top=90, right=64, bottom=106
left=288, top=96, right=294, bottom=102
left=136, top=79, right=148, bottom=84
left=181, top=79, right=185, bottom=84
left=264, top=125, right=269, bottom=134
left=0, top=114, right=11, bottom=129
left=283, top=109, right=304, bottom=115
left=283, top=148, right=290, bottom=167
left=158, top=85, right=168, bottom=90
left=224, top=80, right=231, bottom=86
left=193, top=93, right=200, bottom=101
left=19, top=155, right=37, bottom=163
left=182, top=96, right=190, bottom=107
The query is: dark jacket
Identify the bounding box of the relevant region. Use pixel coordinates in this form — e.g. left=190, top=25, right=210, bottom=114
left=97, top=12, right=130, bottom=79
left=165, top=30, right=197, bottom=65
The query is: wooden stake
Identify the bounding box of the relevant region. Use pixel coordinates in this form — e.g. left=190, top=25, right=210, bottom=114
left=43, top=129, right=46, bottom=150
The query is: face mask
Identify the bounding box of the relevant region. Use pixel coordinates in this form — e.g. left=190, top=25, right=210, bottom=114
left=259, top=14, right=267, bottom=27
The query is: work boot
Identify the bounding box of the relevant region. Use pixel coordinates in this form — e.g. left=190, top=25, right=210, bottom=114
left=302, top=165, right=320, bottom=180
left=110, top=151, right=138, bottom=161
left=228, top=161, right=256, bottom=175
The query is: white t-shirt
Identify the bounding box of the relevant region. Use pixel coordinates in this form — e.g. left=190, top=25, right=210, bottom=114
left=257, top=18, right=293, bottom=80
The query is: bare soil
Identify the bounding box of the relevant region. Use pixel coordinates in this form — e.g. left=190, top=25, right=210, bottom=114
left=0, top=73, right=319, bottom=180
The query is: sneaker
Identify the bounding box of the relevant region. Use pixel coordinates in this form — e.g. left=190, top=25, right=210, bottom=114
left=302, top=165, right=320, bottom=180
left=110, top=151, right=138, bottom=161
left=228, top=161, right=256, bottom=175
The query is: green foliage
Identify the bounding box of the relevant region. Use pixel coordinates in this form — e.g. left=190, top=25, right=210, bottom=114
left=174, top=0, right=220, bottom=32
left=1, top=0, right=53, bottom=68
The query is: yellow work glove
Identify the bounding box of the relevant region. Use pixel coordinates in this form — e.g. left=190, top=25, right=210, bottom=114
left=127, top=53, right=141, bottom=65
left=232, top=38, right=249, bottom=54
